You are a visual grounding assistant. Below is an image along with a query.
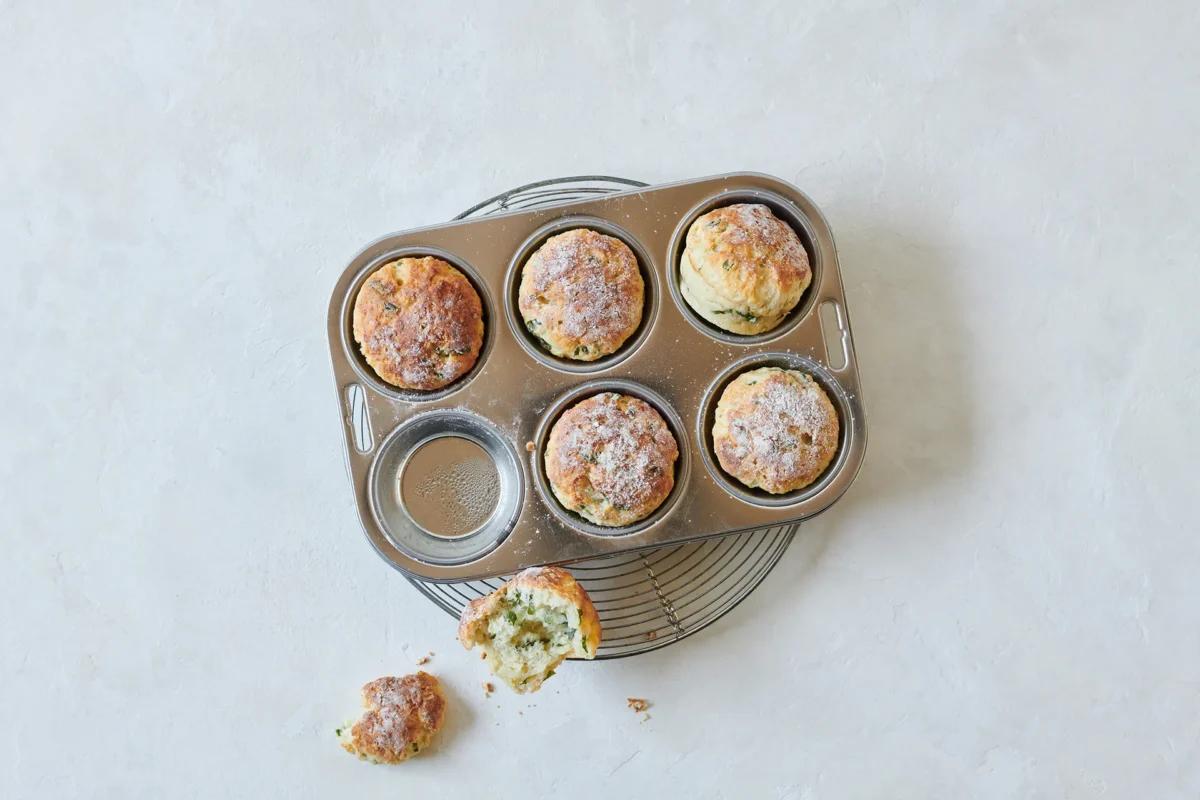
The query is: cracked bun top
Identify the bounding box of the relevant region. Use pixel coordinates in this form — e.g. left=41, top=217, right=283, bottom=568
left=681, top=204, right=811, bottom=335
left=353, top=256, right=484, bottom=391
left=518, top=229, right=644, bottom=361
left=544, top=392, right=678, bottom=527
left=712, top=367, right=839, bottom=494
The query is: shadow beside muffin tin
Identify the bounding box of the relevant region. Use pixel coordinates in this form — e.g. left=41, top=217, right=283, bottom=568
left=327, top=172, right=867, bottom=581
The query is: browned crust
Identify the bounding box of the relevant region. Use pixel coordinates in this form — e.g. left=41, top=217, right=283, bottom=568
left=544, top=393, right=678, bottom=527
left=352, top=257, right=484, bottom=391
left=457, top=590, right=503, bottom=647
left=713, top=367, right=839, bottom=494
left=685, top=204, right=811, bottom=292
left=681, top=204, right=811, bottom=334
left=457, top=566, right=602, bottom=656
left=343, top=672, right=446, bottom=764
left=517, top=229, right=644, bottom=360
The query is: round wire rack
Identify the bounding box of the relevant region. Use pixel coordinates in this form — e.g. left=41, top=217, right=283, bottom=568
left=405, top=175, right=800, bottom=658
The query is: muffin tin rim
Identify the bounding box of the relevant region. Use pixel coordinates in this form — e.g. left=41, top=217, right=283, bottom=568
left=503, top=214, right=660, bottom=375
left=327, top=171, right=868, bottom=582
left=529, top=378, right=692, bottom=538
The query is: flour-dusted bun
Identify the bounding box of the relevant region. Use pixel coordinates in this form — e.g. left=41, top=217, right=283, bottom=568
left=680, top=204, right=811, bottom=335
left=458, top=566, right=602, bottom=693
left=518, top=229, right=644, bottom=361
left=352, top=256, right=484, bottom=390
left=712, top=367, right=839, bottom=494
left=337, top=672, right=446, bottom=764
left=544, top=392, right=678, bottom=527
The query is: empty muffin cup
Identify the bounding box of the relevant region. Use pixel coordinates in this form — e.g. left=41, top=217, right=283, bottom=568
left=369, top=410, right=522, bottom=564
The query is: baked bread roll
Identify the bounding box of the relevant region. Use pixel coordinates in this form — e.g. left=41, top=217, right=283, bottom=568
left=352, top=256, right=484, bottom=390
left=518, top=229, right=644, bottom=361
left=712, top=366, right=839, bottom=493
left=458, top=566, right=601, bottom=693
left=337, top=672, right=446, bottom=764
left=680, top=203, right=811, bottom=335
left=544, top=392, right=678, bottom=527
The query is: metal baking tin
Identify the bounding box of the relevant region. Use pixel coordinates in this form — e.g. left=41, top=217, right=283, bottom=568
left=327, top=172, right=867, bottom=581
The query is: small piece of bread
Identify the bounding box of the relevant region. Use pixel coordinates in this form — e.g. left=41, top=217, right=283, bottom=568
left=458, top=567, right=601, bottom=693
left=337, top=672, right=446, bottom=764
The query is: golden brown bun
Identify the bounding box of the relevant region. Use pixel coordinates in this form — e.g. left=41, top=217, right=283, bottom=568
left=458, top=566, right=601, bottom=693
left=544, top=392, right=678, bottom=527
left=337, top=672, right=446, bottom=764
left=712, top=367, right=839, bottom=493
left=680, top=204, right=811, bottom=335
left=518, top=229, right=644, bottom=361
left=352, top=257, right=484, bottom=390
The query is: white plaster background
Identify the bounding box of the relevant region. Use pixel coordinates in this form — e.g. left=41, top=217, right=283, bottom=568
left=3, top=2, right=1198, bottom=797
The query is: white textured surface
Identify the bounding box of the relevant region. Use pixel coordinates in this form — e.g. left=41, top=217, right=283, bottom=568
left=3, top=2, right=1199, bottom=797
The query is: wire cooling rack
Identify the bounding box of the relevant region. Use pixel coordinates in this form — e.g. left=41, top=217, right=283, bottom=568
left=405, top=176, right=800, bottom=658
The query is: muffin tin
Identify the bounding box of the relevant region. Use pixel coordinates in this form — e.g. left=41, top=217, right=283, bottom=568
left=327, top=172, right=867, bottom=581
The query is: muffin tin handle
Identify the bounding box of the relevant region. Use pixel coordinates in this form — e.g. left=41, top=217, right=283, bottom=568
left=343, top=383, right=374, bottom=454
left=818, top=299, right=850, bottom=371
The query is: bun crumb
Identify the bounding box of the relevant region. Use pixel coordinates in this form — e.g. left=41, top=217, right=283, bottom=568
left=458, top=566, right=601, bottom=693
left=337, top=672, right=446, bottom=764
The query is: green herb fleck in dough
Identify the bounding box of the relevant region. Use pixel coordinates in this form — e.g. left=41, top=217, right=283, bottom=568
left=383, top=301, right=398, bottom=312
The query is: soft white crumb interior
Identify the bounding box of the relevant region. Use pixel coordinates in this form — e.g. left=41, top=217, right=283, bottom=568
left=474, top=585, right=590, bottom=690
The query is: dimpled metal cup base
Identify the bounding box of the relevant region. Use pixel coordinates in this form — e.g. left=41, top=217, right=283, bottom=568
left=328, top=172, right=868, bottom=581
left=369, top=410, right=522, bottom=565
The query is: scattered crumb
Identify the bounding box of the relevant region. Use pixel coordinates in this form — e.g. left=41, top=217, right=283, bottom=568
left=483, top=682, right=494, bottom=697
left=627, top=698, right=650, bottom=713
left=525, top=441, right=536, bottom=452
left=415, top=651, right=433, bottom=665
left=644, top=630, right=658, bottom=640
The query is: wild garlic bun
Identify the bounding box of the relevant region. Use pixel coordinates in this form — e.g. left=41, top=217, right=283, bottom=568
left=680, top=203, right=811, bottom=335
left=518, top=228, right=644, bottom=361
